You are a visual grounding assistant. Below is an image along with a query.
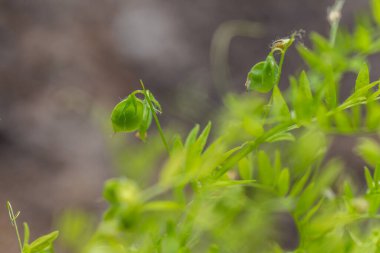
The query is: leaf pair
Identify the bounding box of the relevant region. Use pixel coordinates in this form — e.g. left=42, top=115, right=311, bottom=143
left=7, top=202, right=59, bottom=253
left=22, top=223, right=59, bottom=253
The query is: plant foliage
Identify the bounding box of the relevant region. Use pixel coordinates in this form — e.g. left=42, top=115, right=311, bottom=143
left=14, top=1, right=380, bottom=253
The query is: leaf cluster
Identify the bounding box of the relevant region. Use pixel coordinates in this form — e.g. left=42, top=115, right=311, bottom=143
left=57, top=1, right=380, bottom=253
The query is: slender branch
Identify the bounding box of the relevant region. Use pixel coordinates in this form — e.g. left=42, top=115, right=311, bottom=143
left=7, top=201, right=23, bottom=252
left=214, top=94, right=380, bottom=178
left=139, top=80, right=170, bottom=154
left=328, top=0, right=345, bottom=47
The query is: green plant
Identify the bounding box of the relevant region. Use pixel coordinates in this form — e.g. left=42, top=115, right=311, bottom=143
left=7, top=202, right=59, bottom=253
left=55, top=0, right=380, bottom=252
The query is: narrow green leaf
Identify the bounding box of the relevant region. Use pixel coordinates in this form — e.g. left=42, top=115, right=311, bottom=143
left=274, top=150, right=282, bottom=180
left=343, top=181, right=354, bottom=199
left=355, top=63, right=369, bottom=92
left=316, top=105, right=330, bottom=130
left=171, top=134, right=184, bottom=154
left=295, top=182, right=316, bottom=218
left=365, top=166, right=374, bottom=191
left=356, top=138, right=380, bottom=167
left=374, top=163, right=380, bottom=189
left=29, top=231, right=59, bottom=253
left=238, top=155, right=253, bottom=180
left=184, top=124, right=200, bottom=148
left=325, top=70, right=337, bottom=108
left=368, top=194, right=380, bottom=215
left=372, top=0, right=380, bottom=26
left=265, top=132, right=295, bottom=143
left=297, top=45, right=327, bottom=73
left=277, top=168, right=290, bottom=196
left=146, top=90, right=162, bottom=113
left=301, top=198, right=325, bottom=224
left=210, top=179, right=256, bottom=187
left=143, top=201, right=182, bottom=212
left=366, top=102, right=380, bottom=130
left=23, top=223, right=30, bottom=248
left=195, top=121, right=212, bottom=153
left=270, top=86, right=291, bottom=119
left=349, top=81, right=380, bottom=101
left=299, top=71, right=312, bottom=100
left=334, top=111, right=352, bottom=133
left=257, top=150, right=274, bottom=186
left=291, top=72, right=314, bottom=123
left=354, top=25, right=371, bottom=52
left=310, top=32, right=331, bottom=52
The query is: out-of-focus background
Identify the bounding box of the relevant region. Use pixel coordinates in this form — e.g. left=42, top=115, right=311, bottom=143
left=0, top=0, right=369, bottom=252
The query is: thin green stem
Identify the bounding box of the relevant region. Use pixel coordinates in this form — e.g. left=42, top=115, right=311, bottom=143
left=214, top=94, right=380, bottom=178
left=139, top=80, right=170, bottom=154
left=214, top=121, right=298, bottom=178
left=329, top=21, right=339, bottom=47
left=276, top=51, right=286, bottom=86
left=329, top=0, right=345, bottom=47
left=7, top=201, right=23, bottom=252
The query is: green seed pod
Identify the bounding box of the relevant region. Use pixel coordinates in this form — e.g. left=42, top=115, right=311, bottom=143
left=111, top=95, right=144, bottom=133
left=246, top=55, right=279, bottom=93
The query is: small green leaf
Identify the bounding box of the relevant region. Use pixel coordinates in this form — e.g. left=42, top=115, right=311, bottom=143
left=297, top=45, right=327, bottom=73
left=301, top=198, right=324, bottom=224
left=299, top=71, right=313, bottom=100
left=195, top=121, right=212, bottom=153
left=238, top=155, right=253, bottom=180
left=277, top=168, right=290, bottom=196
left=291, top=72, right=314, bottom=123
left=366, top=101, right=380, bottom=130
left=372, top=0, right=380, bottom=26
left=143, top=201, right=182, bottom=212
left=355, top=63, right=369, bottom=93
left=146, top=90, right=162, bottom=113
left=210, top=179, right=256, bottom=187
left=270, top=86, right=291, bottom=119
left=22, top=244, right=31, bottom=253
left=356, top=138, right=380, bottom=167
left=368, top=194, right=380, bottom=215
left=374, top=163, right=380, bottom=189
left=343, top=181, right=354, bottom=199
left=266, top=132, right=295, bottom=143
left=310, top=32, right=331, bottom=52
left=257, top=150, right=274, bottom=186
left=290, top=168, right=312, bottom=197
left=334, top=111, right=352, bottom=133
left=365, top=166, right=374, bottom=191
left=316, top=105, right=330, bottom=130
left=170, top=134, right=184, bottom=154
left=325, top=70, right=337, bottom=108
left=185, top=124, right=200, bottom=148
left=354, top=25, right=371, bottom=52
left=29, top=231, right=59, bottom=253
left=23, top=223, right=30, bottom=248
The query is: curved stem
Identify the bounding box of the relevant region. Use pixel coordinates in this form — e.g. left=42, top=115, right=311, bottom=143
left=139, top=80, right=170, bottom=154
left=214, top=95, right=380, bottom=178
left=7, top=202, right=23, bottom=252
left=329, top=0, right=345, bottom=47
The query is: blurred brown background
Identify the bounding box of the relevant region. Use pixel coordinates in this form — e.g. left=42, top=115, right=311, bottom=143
left=0, top=0, right=369, bottom=252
